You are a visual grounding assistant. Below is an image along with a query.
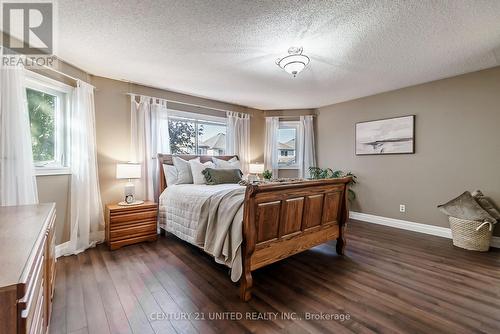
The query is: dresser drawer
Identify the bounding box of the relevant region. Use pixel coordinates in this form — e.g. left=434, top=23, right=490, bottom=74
left=110, top=223, right=157, bottom=241
left=19, top=254, right=44, bottom=334
left=0, top=203, right=55, bottom=334
left=110, top=210, right=157, bottom=223
left=45, top=216, right=56, bottom=329
left=18, top=234, right=46, bottom=299
left=28, top=289, right=44, bottom=334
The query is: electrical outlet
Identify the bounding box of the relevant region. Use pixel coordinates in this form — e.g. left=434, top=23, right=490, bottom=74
left=399, top=204, right=406, bottom=213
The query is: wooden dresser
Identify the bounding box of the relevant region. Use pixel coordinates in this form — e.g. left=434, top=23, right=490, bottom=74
left=105, top=201, right=158, bottom=250
left=0, top=203, right=56, bottom=334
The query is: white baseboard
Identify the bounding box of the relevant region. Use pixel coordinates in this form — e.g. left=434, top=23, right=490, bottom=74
left=55, top=241, right=70, bottom=258
left=349, top=211, right=500, bottom=249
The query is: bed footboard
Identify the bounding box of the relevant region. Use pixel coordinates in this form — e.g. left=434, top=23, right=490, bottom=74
left=240, top=178, right=350, bottom=301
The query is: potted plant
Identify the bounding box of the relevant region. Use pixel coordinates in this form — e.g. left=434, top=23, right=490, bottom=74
left=308, top=167, right=357, bottom=202
left=262, top=170, right=272, bottom=181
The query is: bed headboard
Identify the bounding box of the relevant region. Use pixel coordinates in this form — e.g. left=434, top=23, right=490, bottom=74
left=157, top=154, right=239, bottom=198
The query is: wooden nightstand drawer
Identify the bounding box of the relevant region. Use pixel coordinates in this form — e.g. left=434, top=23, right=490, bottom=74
left=109, top=235, right=157, bottom=250
left=105, top=201, right=158, bottom=250
left=110, top=218, right=157, bottom=231
left=110, top=223, right=157, bottom=240
left=110, top=210, right=157, bottom=224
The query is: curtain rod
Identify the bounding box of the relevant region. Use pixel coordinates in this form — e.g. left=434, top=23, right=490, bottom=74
left=126, top=93, right=251, bottom=116
left=266, top=114, right=317, bottom=118
left=19, top=55, right=95, bottom=88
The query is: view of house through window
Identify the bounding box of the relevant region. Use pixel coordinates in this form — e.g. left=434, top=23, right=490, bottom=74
left=198, top=122, right=226, bottom=155
left=278, top=121, right=299, bottom=168
left=168, top=115, right=226, bottom=156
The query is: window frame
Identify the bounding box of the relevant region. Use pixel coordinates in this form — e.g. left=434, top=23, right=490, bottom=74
left=278, top=121, right=300, bottom=170
left=24, top=70, right=73, bottom=176
left=167, top=110, right=228, bottom=156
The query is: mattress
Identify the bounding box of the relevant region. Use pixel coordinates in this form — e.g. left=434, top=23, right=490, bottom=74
left=158, top=183, right=244, bottom=245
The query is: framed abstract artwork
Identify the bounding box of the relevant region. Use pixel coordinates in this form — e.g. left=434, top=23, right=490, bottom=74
left=355, top=115, right=415, bottom=155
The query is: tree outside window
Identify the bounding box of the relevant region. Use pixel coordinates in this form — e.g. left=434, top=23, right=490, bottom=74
left=26, top=88, right=56, bottom=163
left=168, top=116, right=226, bottom=156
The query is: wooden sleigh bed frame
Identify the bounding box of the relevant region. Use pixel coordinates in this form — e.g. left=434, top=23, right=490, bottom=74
left=158, top=154, right=351, bottom=301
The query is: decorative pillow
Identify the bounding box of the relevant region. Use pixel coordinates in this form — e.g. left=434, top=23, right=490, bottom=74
left=163, top=164, right=178, bottom=186
left=438, top=191, right=496, bottom=223
left=212, top=156, right=241, bottom=170
left=202, top=168, right=243, bottom=185
left=189, top=159, right=215, bottom=185
left=172, top=156, right=199, bottom=184
left=472, top=190, right=500, bottom=221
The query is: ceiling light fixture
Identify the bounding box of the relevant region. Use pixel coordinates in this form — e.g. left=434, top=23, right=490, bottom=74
left=276, top=46, right=310, bottom=77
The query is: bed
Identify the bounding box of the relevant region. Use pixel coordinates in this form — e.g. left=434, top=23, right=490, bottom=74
left=158, top=154, right=351, bottom=301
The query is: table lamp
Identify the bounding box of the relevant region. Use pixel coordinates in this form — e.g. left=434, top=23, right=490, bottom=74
left=116, top=163, right=143, bottom=205
left=248, top=163, right=264, bottom=183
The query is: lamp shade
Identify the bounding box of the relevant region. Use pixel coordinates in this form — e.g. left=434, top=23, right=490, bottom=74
left=249, top=163, right=264, bottom=174
left=277, top=54, right=309, bottom=76
left=116, top=163, right=141, bottom=179
left=276, top=47, right=310, bottom=77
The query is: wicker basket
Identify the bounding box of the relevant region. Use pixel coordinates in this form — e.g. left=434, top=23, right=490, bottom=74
left=448, top=216, right=494, bottom=251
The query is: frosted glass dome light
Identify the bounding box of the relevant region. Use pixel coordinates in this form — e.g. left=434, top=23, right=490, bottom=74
left=276, top=47, right=310, bottom=77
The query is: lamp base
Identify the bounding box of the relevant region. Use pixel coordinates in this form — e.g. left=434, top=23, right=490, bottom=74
left=248, top=174, right=260, bottom=183
left=118, top=200, right=144, bottom=206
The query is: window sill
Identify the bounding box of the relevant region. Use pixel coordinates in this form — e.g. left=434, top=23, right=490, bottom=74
left=35, top=167, right=71, bottom=176
left=278, top=167, right=299, bottom=170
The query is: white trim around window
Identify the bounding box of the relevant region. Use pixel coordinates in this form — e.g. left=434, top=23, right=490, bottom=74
left=35, top=166, right=71, bottom=176
left=167, top=109, right=228, bottom=156
left=278, top=120, right=300, bottom=170
left=168, top=109, right=227, bottom=124
left=24, top=70, right=73, bottom=175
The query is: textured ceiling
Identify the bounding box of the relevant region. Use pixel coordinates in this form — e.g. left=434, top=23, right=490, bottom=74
left=57, top=0, right=500, bottom=110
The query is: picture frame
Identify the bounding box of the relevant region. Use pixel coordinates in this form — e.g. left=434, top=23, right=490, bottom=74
left=355, top=115, right=415, bottom=155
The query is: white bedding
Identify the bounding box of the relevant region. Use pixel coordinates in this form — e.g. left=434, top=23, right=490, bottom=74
left=159, top=183, right=245, bottom=281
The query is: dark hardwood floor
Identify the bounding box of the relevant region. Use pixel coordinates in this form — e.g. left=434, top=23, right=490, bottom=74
left=49, top=220, right=500, bottom=334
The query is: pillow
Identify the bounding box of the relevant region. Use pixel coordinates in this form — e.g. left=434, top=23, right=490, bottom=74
left=202, top=168, right=243, bottom=185
left=212, top=156, right=241, bottom=170
left=172, top=156, right=199, bottom=184
left=189, top=159, right=215, bottom=185
left=162, top=164, right=178, bottom=186
left=438, top=191, right=496, bottom=223
left=472, top=190, right=500, bottom=221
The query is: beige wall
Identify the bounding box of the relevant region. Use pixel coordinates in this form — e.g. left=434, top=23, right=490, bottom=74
left=317, top=66, right=500, bottom=236
left=92, top=76, right=265, bottom=206
left=263, top=109, right=316, bottom=118
left=33, top=60, right=90, bottom=245
left=263, top=109, right=317, bottom=178
left=36, top=175, right=71, bottom=244
left=35, top=65, right=265, bottom=245
left=33, top=60, right=500, bottom=244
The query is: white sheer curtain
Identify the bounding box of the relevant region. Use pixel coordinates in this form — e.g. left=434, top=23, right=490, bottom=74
left=130, top=95, right=170, bottom=201
left=0, top=57, right=38, bottom=206
left=298, top=115, right=317, bottom=178
left=66, top=80, right=104, bottom=255
left=264, top=117, right=279, bottom=178
left=226, top=111, right=250, bottom=174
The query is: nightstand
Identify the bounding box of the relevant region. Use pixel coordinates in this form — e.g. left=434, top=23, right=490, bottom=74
left=105, top=201, right=158, bottom=250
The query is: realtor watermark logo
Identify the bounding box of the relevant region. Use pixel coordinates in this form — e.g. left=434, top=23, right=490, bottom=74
left=1, top=0, right=56, bottom=67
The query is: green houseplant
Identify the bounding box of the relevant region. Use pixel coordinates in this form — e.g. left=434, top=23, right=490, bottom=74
left=308, top=167, right=357, bottom=202
left=262, top=169, right=272, bottom=180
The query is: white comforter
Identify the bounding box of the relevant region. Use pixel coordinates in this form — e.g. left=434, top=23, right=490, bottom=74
left=159, top=184, right=245, bottom=281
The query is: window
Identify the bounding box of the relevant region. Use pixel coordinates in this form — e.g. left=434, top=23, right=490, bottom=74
left=278, top=121, right=300, bottom=169
left=168, top=110, right=227, bottom=156
left=25, top=71, right=72, bottom=174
